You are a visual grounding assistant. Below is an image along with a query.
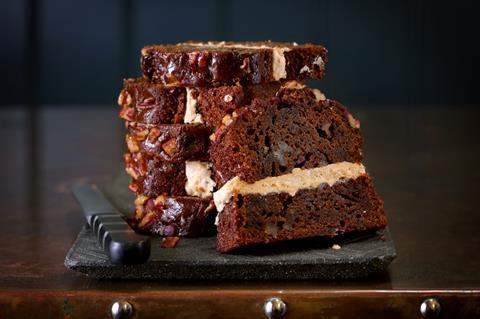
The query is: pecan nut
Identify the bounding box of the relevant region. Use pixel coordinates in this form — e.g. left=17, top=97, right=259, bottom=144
left=119, top=105, right=134, bottom=121
left=117, top=89, right=132, bottom=107
left=126, top=135, right=140, bottom=153
left=161, top=137, right=177, bottom=156
left=147, top=127, right=161, bottom=143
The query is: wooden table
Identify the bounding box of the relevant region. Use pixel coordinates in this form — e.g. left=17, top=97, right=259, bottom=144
left=1, top=106, right=479, bottom=318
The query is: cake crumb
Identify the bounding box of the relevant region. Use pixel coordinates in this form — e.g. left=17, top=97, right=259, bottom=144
left=282, top=81, right=306, bottom=90
left=161, top=237, right=181, bottom=248
left=299, top=65, right=310, bottom=74
left=313, top=55, right=324, bottom=67
left=332, top=244, right=341, bottom=250
left=347, top=113, right=360, bottom=129
left=312, top=88, right=326, bottom=102
left=224, top=94, right=233, bottom=102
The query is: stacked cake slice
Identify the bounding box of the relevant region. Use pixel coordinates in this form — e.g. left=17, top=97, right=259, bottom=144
left=119, top=79, right=216, bottom=237
left=117, top=41, right=387, bottom=252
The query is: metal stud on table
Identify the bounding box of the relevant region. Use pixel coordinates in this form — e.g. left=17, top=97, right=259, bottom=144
left=420, top=297, right=441, bottom=318
left=263, top=297, right=287, bottom=319
left=111, top=300, right=134, bottom=319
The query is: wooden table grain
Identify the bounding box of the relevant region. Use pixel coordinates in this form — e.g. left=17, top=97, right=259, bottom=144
left=0, top=106, right=479, bottom=318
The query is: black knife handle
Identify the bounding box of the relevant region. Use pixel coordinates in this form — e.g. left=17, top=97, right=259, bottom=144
left=73, top=184, right=151, bottom=264
left=90, top=213, right=151, bottom=264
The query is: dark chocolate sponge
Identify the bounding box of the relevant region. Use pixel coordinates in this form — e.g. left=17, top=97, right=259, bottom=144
left=124, top=152, right=188, bottom=197
left=217, top=175, right=387, bottom=253
left=141, top=41, right=327, bottom=86
left=193, top=82, right=282, bottom=130
left=131, top=194, right=216, bottom=237
left=209, top=92, right=363, bottom=187
left=118, top=78, right=186, bottom=124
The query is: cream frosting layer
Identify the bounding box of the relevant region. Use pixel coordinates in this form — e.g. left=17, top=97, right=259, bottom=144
left=185, top=161, right=216, bottom=198
left=184, top=88, right=203, bottom=124
left=271, top=47, right=289, bottom=80
left=213, top=162, right=366, bottom=212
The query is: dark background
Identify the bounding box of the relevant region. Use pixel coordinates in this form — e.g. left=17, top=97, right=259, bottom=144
left=1, top=0, right=480, bottom=107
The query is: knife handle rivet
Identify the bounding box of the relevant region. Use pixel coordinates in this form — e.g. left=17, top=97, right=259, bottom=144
left=264, top=297, right=287, bottom=319
left=420, top=297, right=441, bottom=318
left=111, top=300, right=134, bottom=319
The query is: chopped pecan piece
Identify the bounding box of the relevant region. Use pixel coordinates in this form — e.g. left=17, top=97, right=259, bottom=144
left=137, top=97, right=155, bottom=110
left=147, top=127, right=161, bottom=143
left=134, top=195, right=149, bottom=206
left=138, top=212, right=156, bottom=228
left=126, top=135, right=140, bottom=153
left=119, top=106, right=134, bottom=121
left=128, top=182, right=139, bottom=193
left=161, top=137, right=177, bottom=156
left=153, top=195, right=166, bottom=206
left=117, top=89, right=132, bottom=107
left=125, top=166, right=139, bottom=179
left=129, top=124, right=149, bottom=140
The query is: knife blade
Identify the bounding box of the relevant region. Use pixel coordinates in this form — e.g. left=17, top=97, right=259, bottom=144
left=73, top=183, right=151, bottom=264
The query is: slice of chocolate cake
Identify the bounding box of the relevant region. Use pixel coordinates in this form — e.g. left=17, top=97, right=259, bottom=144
left=118, top=77, right=281, bottom=128
left=123, top=120, right=217, bottom=236
left=213, top=162, right=387, bottom=252
left=141, top=41, right=327, bottom=86
left=209, top=87, right=363, bottom=187
left=131, top=194, right=216, bottom=237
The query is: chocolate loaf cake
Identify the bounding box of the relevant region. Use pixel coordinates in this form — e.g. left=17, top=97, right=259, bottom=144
left=131, top=194, right=216, bottom=237
left=119, top=77, right=282, bottom=128
left=116, top=40, right=389, bottom=249
left=214, top=162, right=387, bottom=252
left=209, top=89, right=363, bottom=187
left=125, top=122, right=210, bottom=162
left=141, top=41, right=327, bottom=87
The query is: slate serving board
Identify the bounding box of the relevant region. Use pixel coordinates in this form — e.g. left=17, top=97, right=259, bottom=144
left=64, top=172, right=396, bottom=280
